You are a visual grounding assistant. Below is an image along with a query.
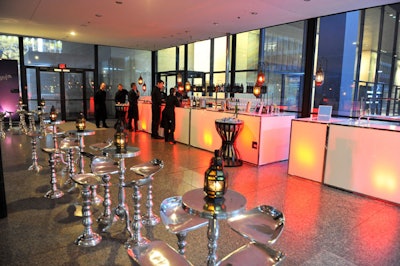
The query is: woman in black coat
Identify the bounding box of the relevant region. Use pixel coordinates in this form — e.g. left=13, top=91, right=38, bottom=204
left=161, top=87, right=180, bottom=144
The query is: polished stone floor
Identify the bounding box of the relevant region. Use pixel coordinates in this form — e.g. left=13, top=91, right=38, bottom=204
left=0, top=121, right=399, bottom=266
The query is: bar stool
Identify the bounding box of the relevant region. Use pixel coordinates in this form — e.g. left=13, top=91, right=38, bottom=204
left=41, top=147, right=64, bottom=199
left=60, top=137, right=80, bottom=191
left=90, top=156, right=119, bottom=228
left=16, top=108, right=28, bottom=134
left=217, top=242, right=285, bottom=266
left=27, top=131, right=44, bottom=173
left=70, top=173, right=103, bottom=247
left=0, top=112, right=6, bottom=139
left=130, top=158, right=164, bottom=226
left=6, top=111, right=13, bottom=132
left=227, top=205, right=285, bottom=245
left=160, top=196, right=208, bottom=255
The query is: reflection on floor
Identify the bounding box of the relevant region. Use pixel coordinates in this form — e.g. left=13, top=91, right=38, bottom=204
left=0, top=122, right=399, bottom=265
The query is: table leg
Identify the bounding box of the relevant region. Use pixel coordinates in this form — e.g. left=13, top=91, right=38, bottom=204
left=207, top=218, right=219, bottom=266
left=102, top=158, right=133, bottom=237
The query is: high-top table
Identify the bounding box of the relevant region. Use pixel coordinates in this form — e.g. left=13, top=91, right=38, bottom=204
left=182, top=188, right=247, bottom=266
left=102, top=146, right=141, bottom=237
left=67, top=129, right=96, bottom=174
left=215, top=117, right=244, bottom=167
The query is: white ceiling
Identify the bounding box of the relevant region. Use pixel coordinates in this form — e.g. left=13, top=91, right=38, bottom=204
left=0, top=0, right=399, bottom=51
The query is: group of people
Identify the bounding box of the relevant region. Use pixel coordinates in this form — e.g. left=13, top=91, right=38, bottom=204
left=151, top=80, right=180, bottom=144
left=94, top=82, right=140, bottom=132
left=94, top=79, right=180, bottom=144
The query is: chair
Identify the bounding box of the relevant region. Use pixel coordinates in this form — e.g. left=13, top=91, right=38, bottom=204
left=160, top=196, right=208, bottom=255
left=217, top=242, right=285, bottom=266
left=227, top=205, right=285, bottom=245
left=130, top=158, right=164, bottom=226
left=70, top=173, right=103, bottom=247
left=90, top=156, right=119, bottom=228
left=60, top=136, right=80, bottom=191
left=41, top=147, right=64, bottom=199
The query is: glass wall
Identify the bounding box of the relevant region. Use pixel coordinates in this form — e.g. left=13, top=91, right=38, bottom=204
left=262, top=22, right=306, bottom=111
left=98, top=46, right=151, bottom=117
left=314, top=4, right=400, bottom=118
left=23, top=37, right=94, bottom=68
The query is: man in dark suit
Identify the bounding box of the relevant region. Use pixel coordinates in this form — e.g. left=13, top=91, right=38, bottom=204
left=151, top=80, right=165, bottom=139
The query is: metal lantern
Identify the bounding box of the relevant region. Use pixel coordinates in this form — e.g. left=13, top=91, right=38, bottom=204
left=18, top=97, right=23, bottom=106
left=142, top=83, right=147, bottom=92
left=49, top=105, right=57, bottom=122
left=114, top=123, right=127, bottom=153
left=75, top=112, right=86, bottom=131
left=185, top=81, right=191, bottom=92
left=178, top=82, right=184, bottom=93
left=253, top=85, right=261, bottom=98
left=138, top=75, right=144, bottom=85
left=203, top=196, right=226, bottom=212
left=315, top=66, right=324, bottom=87
left=204, top=150, right=227, bottom=199
left=40, top=98, right=46, bottom=107
left=256, top=71, right=265, bottom=85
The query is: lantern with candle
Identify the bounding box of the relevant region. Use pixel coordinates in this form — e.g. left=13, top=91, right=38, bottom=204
left=75, top=112, right=86, bottom=132
left=114, top=123, right=127, bottom=153
left=49, top=105, right=57, bottom=122
left=204, top=150, right=227, bottom=200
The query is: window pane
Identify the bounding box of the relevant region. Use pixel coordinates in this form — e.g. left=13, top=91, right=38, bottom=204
left=23, top=37, right=94, bottom=68
left=263, top=22, right=305, bottom=112
left=236, top=30, right=259, bottom=71
left=214, top=36, right=227, bottom=72
left=158, top=47, right=176, bottom=72
left=0, top=35, right=19, bottom=60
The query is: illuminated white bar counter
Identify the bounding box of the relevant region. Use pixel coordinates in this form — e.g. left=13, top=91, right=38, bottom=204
left=288, top=118, right=345, bottom=182
left=137, top=102, right=295, bottom=166
left=324, top=120, right=400, bottom=204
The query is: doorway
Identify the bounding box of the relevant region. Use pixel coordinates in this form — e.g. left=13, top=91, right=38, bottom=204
left=26, top=67, right=94, bottom=121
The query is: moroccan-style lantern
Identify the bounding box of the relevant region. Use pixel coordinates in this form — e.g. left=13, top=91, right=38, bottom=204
left=256, top=71, right=265, bottom=85
left=114, top=123, right=127, bottom=153
left=40, top=98, right=46, bottom=107
left=253, top=85, right=261, bottom=98
left=49, top=105, right=57, bottom=122
left=177, top=82, right=184, bottom=93
left=75, top=112, right=86, bottom=132
left=138, top=75, right=144, bottom=85
left=315, top=67, right=324, bottom=87
left=142, top=83, right=147, bottom=92
left=18, top=97, right=23, bottom=106
left=204, top=150, right=227, bottom=199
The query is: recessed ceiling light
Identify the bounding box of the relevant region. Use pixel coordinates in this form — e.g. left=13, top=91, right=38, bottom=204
left=70, top=31, right=76, bottom=36
left=95, top=14, right=102, bottom=18
left=115, top=1, right=123, bottom=4
left=250, top=12, right=257, bottom=15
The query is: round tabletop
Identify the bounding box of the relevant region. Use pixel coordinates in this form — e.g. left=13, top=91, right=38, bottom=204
left=215, top=117, right=244, bottom=125
left=182, top=188, right=246, bottom=219
left=68, top=129, right=96, bottom=137
left=45, top=120, right=65, bottom=125
left=103, top=146, right=141, bottom=159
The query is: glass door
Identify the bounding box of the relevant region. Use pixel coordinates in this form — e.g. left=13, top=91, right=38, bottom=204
left=32, top=69, right=91, bottom=121
left=39, top=71, right=62, bottom=119
left=64, top=72, right=84, bottom=120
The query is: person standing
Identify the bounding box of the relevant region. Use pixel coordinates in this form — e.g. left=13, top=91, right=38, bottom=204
left=114, top=83, right=128, bottom=128
left=161, top=87, right=181, bottom=144
left=151, top=80, right=165, bottom=139
left=94, top=82, right=109, bottom=128
left=127, top=82, right=140, bottom=132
